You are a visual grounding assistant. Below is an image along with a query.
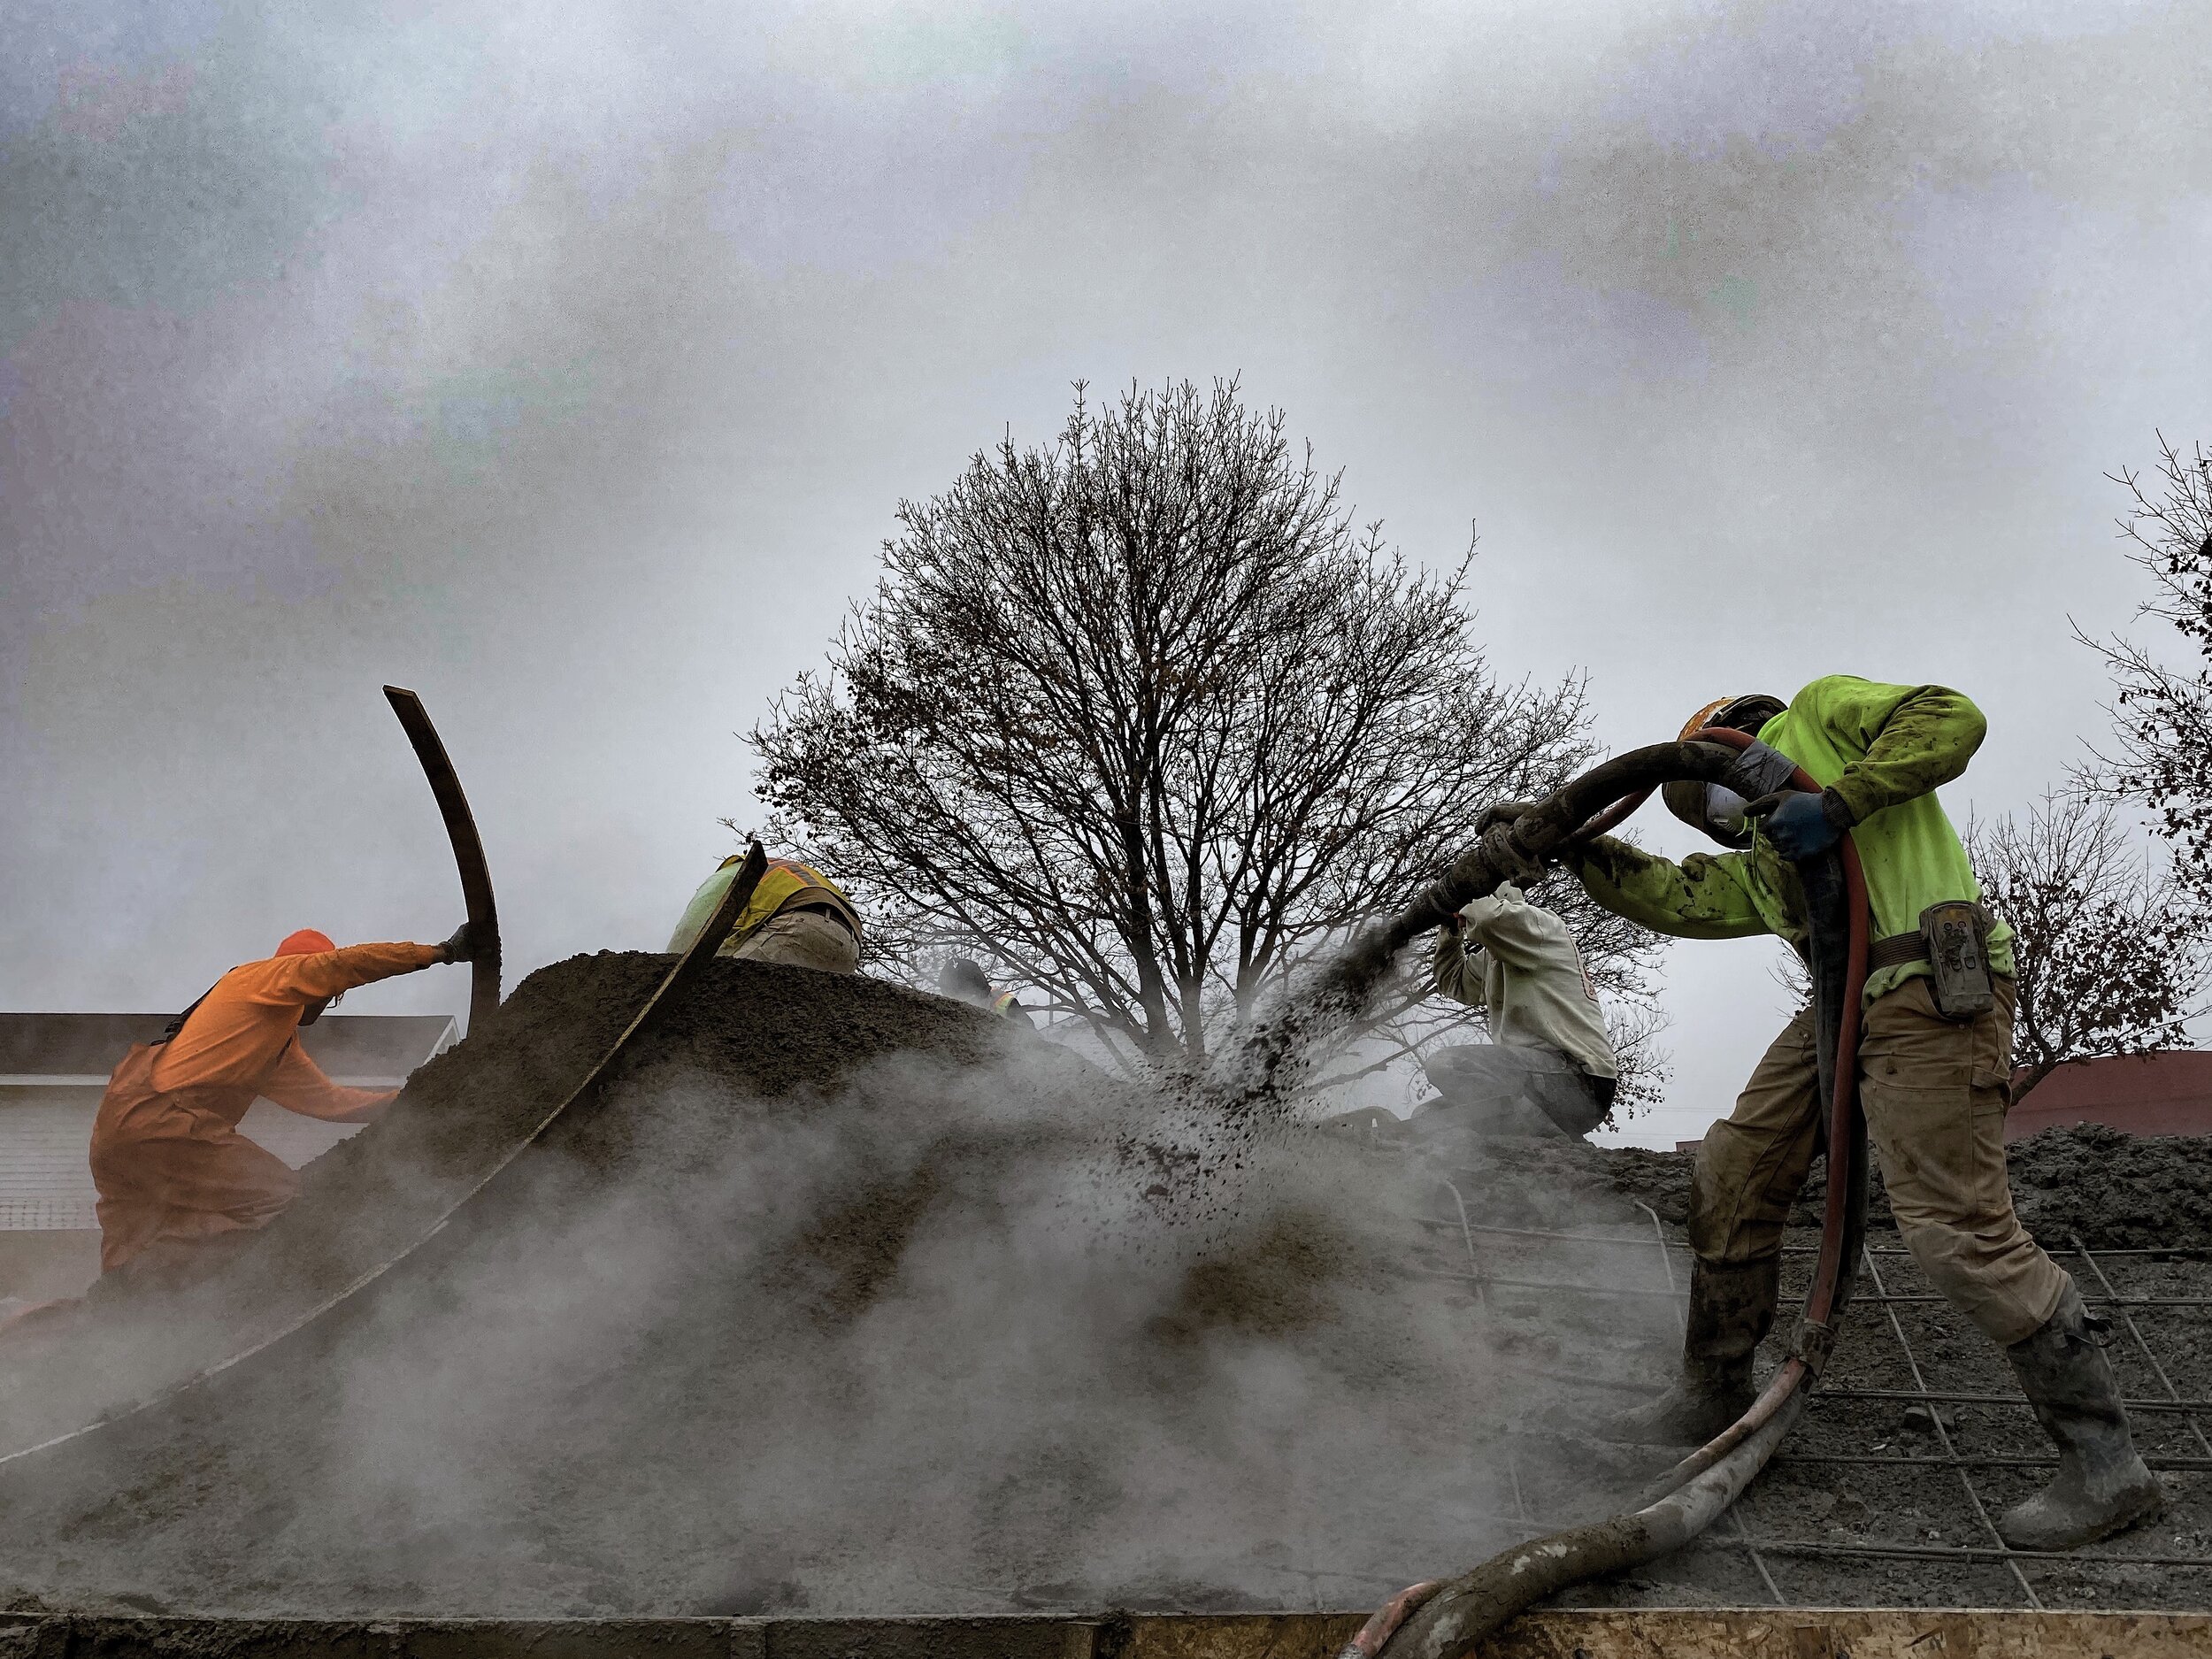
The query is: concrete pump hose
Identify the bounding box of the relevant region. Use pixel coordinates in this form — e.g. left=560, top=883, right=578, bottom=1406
left=1202, top=742, right=1752, bottom=1120
left=1347, top=730, right=1872, bottom=1659
left=1355, top=741, right=1740, bottom=969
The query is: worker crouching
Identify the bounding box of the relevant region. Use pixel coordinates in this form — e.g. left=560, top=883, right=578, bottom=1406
left=91, top=924, right=477, bottom=1289
left=1422, top=883, right=1618, bottom=1141
left=1525, top=677, right=2161, bottom=1551
left=670, top=855, right=863, bottom=972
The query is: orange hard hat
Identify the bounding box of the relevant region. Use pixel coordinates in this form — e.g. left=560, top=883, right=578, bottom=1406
left=275, top=929, right=337, bottom=957
left=1669, top=693, right=1786, bottom=849
left=1678, top=698, right=1735, bottom=741
left=1679, top=693, right=1787, bottom=741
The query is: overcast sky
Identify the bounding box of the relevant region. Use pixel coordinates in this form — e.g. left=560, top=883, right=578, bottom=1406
left=4, top=0, right=2209, bottom=1147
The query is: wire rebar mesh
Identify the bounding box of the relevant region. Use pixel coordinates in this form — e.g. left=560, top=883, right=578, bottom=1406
left=1438, top=1187, right=2212, bottom=1609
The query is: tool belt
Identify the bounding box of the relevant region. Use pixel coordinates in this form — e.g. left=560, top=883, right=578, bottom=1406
left=774, top=892, right=862, bottom=938
left=1867, top=901, right=1995, bottom=1020
left=721, top=886, right=864, bottom=955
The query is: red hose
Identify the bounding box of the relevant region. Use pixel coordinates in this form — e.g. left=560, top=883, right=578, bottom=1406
left=1648, top=727, right=1870, bottom=1478
left=1564, top=787, right=1653, bottom=848
left=1692, top=727, right=1869, bottom=1323
left=1351, top=731, right=1872, bottom=1659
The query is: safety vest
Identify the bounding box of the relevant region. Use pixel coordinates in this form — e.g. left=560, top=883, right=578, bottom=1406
left=668, top=856, right=864, bottom=956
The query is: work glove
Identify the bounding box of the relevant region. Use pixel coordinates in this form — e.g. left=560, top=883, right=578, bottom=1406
left=1746, top=788, right=1855, bottom=862
left=437, top=921, right=482, bottom=964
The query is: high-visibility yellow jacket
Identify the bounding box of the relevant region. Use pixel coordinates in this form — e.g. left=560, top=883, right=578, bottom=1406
left=667, top=856, right=863, bottom=957
left=1570, top=676, right=2012, bottom=1005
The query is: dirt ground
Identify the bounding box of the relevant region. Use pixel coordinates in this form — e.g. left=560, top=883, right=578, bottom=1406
left=0, top=954, right=2206, bottom=1618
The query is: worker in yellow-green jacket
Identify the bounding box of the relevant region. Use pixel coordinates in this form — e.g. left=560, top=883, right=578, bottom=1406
left=669, top=855, right=862, bottom=973
left=1492, top=677, right=2158, bottom=1551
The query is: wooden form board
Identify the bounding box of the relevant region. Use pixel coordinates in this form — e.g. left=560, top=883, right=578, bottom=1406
left=1, top=1609, right=2206, bottom=1658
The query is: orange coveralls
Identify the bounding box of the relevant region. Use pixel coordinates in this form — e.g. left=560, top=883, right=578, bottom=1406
left=90, top=942, right=442, bottom=1272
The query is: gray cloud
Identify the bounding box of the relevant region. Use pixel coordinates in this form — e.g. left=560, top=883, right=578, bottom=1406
left=4, top=0, right=2209, bottom=1140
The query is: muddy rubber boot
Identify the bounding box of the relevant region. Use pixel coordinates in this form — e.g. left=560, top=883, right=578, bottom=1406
left=1608, top=1256, right=1779, bottom=1446
left=1997, top=1281, right=2164, bottom=1550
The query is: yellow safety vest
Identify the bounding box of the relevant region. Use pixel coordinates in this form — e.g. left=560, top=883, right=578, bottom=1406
left=667, top=857, right=863, bottom=956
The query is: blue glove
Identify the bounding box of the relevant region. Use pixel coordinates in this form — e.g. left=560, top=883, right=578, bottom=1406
left=1749, top=789, right=1854, bottom=861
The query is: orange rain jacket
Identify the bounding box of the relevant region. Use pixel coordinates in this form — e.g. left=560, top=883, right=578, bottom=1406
left=90, top=942, right=443, bottom=1272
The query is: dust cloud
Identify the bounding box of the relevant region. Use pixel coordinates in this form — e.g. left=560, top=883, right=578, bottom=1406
left=0, top=954, right=1686, bottom=1617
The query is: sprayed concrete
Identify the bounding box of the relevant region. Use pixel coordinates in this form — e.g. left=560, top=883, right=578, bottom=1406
left=2, top=952, right=2207, bottom=1619
left=0, top=953, right=1651, bottom=1618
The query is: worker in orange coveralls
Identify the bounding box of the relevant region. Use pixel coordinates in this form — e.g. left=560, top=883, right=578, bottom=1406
left=89, top=922, right=479, bottom=1288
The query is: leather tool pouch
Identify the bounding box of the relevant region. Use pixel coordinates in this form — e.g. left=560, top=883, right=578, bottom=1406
left=1920, top=900, right=1994, bottom=1021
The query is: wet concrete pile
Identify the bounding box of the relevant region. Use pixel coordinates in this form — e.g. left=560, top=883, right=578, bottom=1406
left=8, top=949, right=2205, bottom=1622
left=1460, top=1120, right=2212, bottom=1250
left=0, top=954, right=1589, bottom=1619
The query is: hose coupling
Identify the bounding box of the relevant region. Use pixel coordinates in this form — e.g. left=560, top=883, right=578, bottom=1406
left=1477, top=819, right=1548, bottom=887
left=1788, top=1317, right=1839, bottom=1372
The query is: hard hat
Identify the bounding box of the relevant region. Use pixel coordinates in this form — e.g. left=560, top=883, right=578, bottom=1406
left=938, top=958, right=993, bottom=1006
left=1666, top=693, right=1786, bottom=847
left=1678, top=698, right=1734, bottom=741
left=275, top=929, right=337, bottom=957
left=1678, top=694, right=1786, bottom=742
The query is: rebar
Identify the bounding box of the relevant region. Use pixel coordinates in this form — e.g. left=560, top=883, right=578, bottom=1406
left=1424, top=1211, right=2212, bottom=1612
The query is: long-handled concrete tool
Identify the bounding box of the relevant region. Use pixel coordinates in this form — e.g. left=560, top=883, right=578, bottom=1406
left=0, top=820, right=769, bottom=1471
left=384, top=685, right=503, bottom=1033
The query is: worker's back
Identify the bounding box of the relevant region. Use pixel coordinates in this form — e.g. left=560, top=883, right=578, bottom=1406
left=89, top=933, right=453, bottom=1279
left=669, top=856, right=863, bottom=973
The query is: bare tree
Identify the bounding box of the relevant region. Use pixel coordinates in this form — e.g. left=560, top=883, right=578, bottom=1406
left=749, top=379, right=1655, bottom=1078
left=2077, top=433, right=2212, bottom=888
left=1586, top=980, right=1671, bottom=1120
left=1967, top=796, right=2211, bottom=1102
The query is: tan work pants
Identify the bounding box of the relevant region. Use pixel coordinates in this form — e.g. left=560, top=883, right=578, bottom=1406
left=1690, top=976, right=2067, bottom=1347
left=726, top=910, right=860, bottom=973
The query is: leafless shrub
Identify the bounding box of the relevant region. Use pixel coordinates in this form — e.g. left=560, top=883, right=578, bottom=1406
left=2077, top=433, right=2212, bottom=887
left=1968, top=795, right=2211, bottom=1102
left=1592, top=988, right=1671, bottom=1119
